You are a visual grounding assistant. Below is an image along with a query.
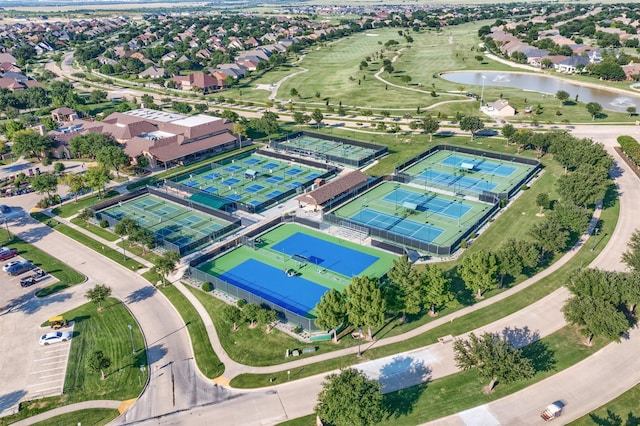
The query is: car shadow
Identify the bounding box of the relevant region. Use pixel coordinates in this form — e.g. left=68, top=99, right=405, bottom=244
left=0, top=389, right=27, bottom=412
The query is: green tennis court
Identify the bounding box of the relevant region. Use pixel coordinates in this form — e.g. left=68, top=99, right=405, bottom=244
left=331, top=181, right=491, bottom=248
left=197, top=224, right=396, bottom=317
left=99, top=194, right=235, bottom=251
left=402, top=149, right=536, bottom=196
left=276, top=134, right=378, bottom=164
left=170, top=152, right=326, bottom=210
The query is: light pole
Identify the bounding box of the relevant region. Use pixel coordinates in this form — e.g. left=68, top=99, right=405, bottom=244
left=128, top=324, right=135, bottom=355
left=357, top=327, right=363, bottom=357
left=480, top=74, right=486, bottom=111
left=121, top=236, right=127, bottom=261
left=590, top=227, right=599, bottom=251
left=3, top=218, right=9, bottom=239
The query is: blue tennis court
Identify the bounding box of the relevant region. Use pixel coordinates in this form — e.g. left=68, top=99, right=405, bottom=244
left=221, top=178, right=240, bottom=186
left=204, top=186, right=218, bottom=193
left=270, top=232, right=379, bottom=277
left=246, top=184, right=265, bottom=193
left=203, top=172, right=221, bottom=180
left=350, top=208, right=444, bottom=243
left=183, top=180, right=198, bottom=187
left=285, top=168, right=303, bottom=176
left=265, top=176, right=284, bottom=184
left=419, top=170, right=497, bottom=194
left=266, top=190, right=283, bottom=198
left=383, top=189, right=472, bottom=219
left=218, top=259, right=327, bottom=316
left=244, top=158, right=261, bottom=165
left=262, top=162, right=280, bottom=170
left=227, top=194, right=242, bottom=201
left=223, top=165, right=242, bottom=173
left=286, top=181, right=302, bottom=189
left=441, top=155, right=516, bottom=177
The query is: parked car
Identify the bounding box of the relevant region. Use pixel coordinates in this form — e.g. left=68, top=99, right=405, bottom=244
left=39, top=331, right=72, bottom=345
left=0, top=247, right=18, bottom=261
left=2, top=260, right=20, bottom=272
left=5, top=260, right=33, bottom=276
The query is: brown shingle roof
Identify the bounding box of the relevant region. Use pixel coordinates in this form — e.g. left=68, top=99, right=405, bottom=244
left=147, top=131, right=236, bottom=162
left=297, top=171, right=369, bottom=207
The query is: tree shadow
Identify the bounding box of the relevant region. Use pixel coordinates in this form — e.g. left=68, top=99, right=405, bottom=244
left=602, top=183, right=619, bottom=209
left=500, top=325, right=540, bottom=349
left=8, top=292, right=72, bottom=315
left=589, top=409, right=640, bottom=426
left=450, top=270, right=475, bottom=306
left=383, top=383, right=428, bottom=420
left=520, top=339, right=556, bottom=373
left=126, top=286, right=157, bottom=304
left=378, top=355, right=432, bottom=393
left=146, top=344, right=168, bottom=365
left=0, top=389, right=27, bottom=412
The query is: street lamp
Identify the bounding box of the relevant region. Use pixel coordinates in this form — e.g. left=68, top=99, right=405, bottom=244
left=128, top=324, right=135, bottom=355
left=480, top=74, right=486, bottom=111
left=357, top=327, right=363, bottom=357
left=590, top=227, right=600, bottom=252
left=121, top=236, right=127, bottom=261
left=3, top=218, right=9, bottom=239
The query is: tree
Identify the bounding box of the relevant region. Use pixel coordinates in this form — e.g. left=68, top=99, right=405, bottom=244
left=129, top=227, right=155, bottom=254
left=31, top=173, right=59, bottom=199
left=53, top=162, right=65, bottom=174
left=69, top=133, right=115, bottom=159
left=346, top=276, right=386, bottom=341
left=289, top=88, right=299, bottom=97
left=84, top=166, right=111, bottom=198
left=495, top=238, right=539, bottom=287
left=85, top=283, right=112, bottom=311
left=453, top=332, right=534, bottom=393
left=556, top=164, right=609, bottom=208
left=315, top=368, right=384, bottom=426
left=622, top=229, right=640, bottom=272
left=421, top=264, right=456, bottom=315
left=501, top=123, right=516, bottom=145
left=243, top=303, right=261, bottom=327
left=529, top=220, right=569, bottom=258
left=96, top=146, right=129, bottom=178
left=172, top=101, right=192, bottom=114
left=536, top=193, right=549, bottom=214
left=153, top=250, right=180, bottom=286
left=458, top=250, right=498, bottom=298
left=459, top=116, right=484, bottom=140
left=114, top=217, right=139, bottom=237
left=562, top=295, right=629, bottom=345
left=87, top=350, right=111, bottom=380
left=232, top=122, right=247, bottom=148
left=311, top=109, right=324, bottom=128
left=11, top=130, right=53, bottom=159
left=222, top=304, right=244, bottom=331
left=422, top=117, right=440, bottom=142
left=627, top=106, right=637, bottom=117
left=387, top=256, right=422, bottom=320
left=195, top=103, right=208, bottom=113
left=586, top=102, right=602, bottom=120
left=556, top=90, right=570, bottom=104
left=62, top=173, right=86, bottom=203
left=315, top=289, right=347, bottom=342
left=256, top=307, right=277, bottom=333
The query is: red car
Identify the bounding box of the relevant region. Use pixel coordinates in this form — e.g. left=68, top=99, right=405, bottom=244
left=0, top=247, right=18, bottom=261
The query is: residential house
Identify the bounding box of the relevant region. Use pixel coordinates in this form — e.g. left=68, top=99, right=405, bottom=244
left=622, top=62, right=640, bottom=81
left=138, top=65, right=166, bottom=79
left=557, top=56, right=590, bottom=73
left=51, top=107, right=78, bottom=123
left=172, top=71, right=223, bottom=94
left=482, top=99, right=515, bottom=117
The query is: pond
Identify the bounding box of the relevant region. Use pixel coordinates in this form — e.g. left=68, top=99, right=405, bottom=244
left=440, top=71, right=639, bottom=113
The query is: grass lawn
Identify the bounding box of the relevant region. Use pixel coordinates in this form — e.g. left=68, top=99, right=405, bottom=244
left=0, top=230, right=85, bottom=298
left=51, top=190, right=120, bottom=218
left=31, top=409, right=119, bottom=426
left=188, top=286, right=351, bottom=366
left=277, top=326, right=608, bottom=426
left=157, top=285, right=225, bottom=378
left=30, top=408, right=119, bottom=426
left=70, top=217, right=119, bottom=242
left=228, top=181, right=618, bottom=387
left=569, top=385, right=640, bottom=425
left=0, top=299, right=146, bottom=426
left=30, top=212, right=143, bottom=297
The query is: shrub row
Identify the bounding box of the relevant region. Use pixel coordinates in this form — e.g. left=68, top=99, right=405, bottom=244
left=617, top=135, right=640, bottom=166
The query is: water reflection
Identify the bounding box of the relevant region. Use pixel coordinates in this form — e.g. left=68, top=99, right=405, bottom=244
left=440, top=71, right=639, bottom=113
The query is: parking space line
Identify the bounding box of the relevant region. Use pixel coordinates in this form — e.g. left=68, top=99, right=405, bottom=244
left=31, top=366, right=65, bottom=374
left=39, top=361, right=66, bottom=366
left=39, top=373, right=64, bottom=379
left=33, top=355, right=67, bottom=361
left=27, top=379, right=64, bottom=387
left=44, top=347, right=70, bottom=354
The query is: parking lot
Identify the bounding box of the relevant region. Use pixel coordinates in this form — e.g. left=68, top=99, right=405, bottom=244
left=25, top=325, right=74, bottom=400
left=1, top=255, right=57, bottom=308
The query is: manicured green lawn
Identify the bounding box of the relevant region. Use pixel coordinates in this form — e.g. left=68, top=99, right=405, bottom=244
left=51, top=190, right=120, bottom=218
left=569, top=385, right=640, bottom=425
left=31, top=409, right=119, bottom=426
left=0, top=231, right=85, bottom=298
left=71, top=217, right=119, bottom=241
left=158, top=285, right=225, bottom=378
left=0, top=299, right=146, bottom=426
left=277, top=327, right=608, bottom=426
left=188, top=286, right=348, bottom=366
